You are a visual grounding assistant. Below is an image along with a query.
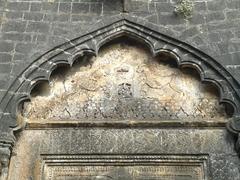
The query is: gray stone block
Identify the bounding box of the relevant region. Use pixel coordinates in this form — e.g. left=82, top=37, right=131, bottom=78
left=90, top=3, right=103, bottom=15
left=15, top=43, right=34, bottom=54
left=2, top=33, right=31, bottom=42
left=227, top=0, right=240, bottom=10
left=52, top=14, right=70, bottom=22
left=26, top=22, right=50, bottom=33
left=72, top=3, right=90, bottom=14
left=102, top=0, right=122, bottom=13
left=42, top=2, right=59, bottom=12
left=207, top=0, right=226, bottom=11
left=2, top=21, right=26, bottom=33
left=5, top=12, right=23, bottom=20
left=226, top=10, right=240, bottom=20
left=30, top=2, right=42, bottom=12
left=206, top=12, right=225, bottom=23
left=0, top=64, right=11, bottom=74
left=0, top=53, right=12, bottom=63
left=194, top=2, right=207, bottom=12
left=156, top=3, right=174, bottom=12
left=0, top=42, right=14, bottom=53
left=23, top=12, right=44, bottom=21
left=208, top=32, right=221, bottom=43
left=59, top=2, right=71, bottom=13
left=6, top=2, right=30, bottom=11
left=13, top=53, right=25, bottom=61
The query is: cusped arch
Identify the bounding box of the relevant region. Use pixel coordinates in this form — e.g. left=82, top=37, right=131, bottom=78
left=0, top=14, right=240, bottom=144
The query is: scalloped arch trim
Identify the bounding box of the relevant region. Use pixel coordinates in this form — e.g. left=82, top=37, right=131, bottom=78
left=0, top=14, right=240, bottom=138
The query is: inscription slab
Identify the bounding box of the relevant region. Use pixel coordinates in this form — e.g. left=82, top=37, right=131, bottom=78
left=40, top=155, right=208, bottom=180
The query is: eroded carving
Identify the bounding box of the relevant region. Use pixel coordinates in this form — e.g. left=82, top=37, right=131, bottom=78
left=41, top=155, right=207, bottom=180
left=0, top=146, right=11, bottom=180
left=0, top=15, right=239, bottom=152
left=21, top=43, right=227, bottom=122
left=8, top=128, right=237, bottom=179
left=0, top=14, right=240, bottom=179
left=47, top=166, right=202, bottom=180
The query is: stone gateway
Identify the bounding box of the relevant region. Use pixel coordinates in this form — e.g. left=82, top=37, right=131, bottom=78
left=0, top=1, right=240, bottom=180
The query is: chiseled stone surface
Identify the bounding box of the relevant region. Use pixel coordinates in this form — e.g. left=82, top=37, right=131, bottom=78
left=8, top=128, right=240, bottom=180
left=0, top=0, right=240, bottom=93
left=0, top=0, right=240, bottom=179
left=41, top=155, right=206, bottom=179
left=22, top=43, right=227, bottom=122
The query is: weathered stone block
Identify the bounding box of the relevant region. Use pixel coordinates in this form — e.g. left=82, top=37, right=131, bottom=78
left=0, top=42, right=13, bottom=53
left=59, top=2, right=71, bottom=13
left=0, top=53, right=12, bottom=63
left=72, top=3, right=90, bottom=14
left=2, top=21, right=26, bottom=33
left=23, top=12, right=44, bottom=21
left=6, top=2, right=29, bottom=11
left=26, top=22, right=50, bottom=33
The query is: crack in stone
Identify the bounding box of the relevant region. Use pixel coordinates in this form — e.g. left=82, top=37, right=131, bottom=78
left=20, top=43, right=228, bottom=122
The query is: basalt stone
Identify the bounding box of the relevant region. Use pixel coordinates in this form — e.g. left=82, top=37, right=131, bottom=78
left=0, top=1, right=240, bottom=180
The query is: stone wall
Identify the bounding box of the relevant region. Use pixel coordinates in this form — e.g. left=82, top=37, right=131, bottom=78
left=8, top=128, right=239, bottom=180
left=0, top=0, right=240, bottom=98
left=0, top=0, right=240, bottom=179
left=9, top=41, right=237, bottom=179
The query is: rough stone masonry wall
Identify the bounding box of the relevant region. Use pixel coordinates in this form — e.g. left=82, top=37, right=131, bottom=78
left=0, top=0, right=240, bottom=180
left=0, top=0, right=240, bottom=100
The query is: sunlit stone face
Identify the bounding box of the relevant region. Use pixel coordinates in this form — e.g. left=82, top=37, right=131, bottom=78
left=21, top=43, right=227, bottom=122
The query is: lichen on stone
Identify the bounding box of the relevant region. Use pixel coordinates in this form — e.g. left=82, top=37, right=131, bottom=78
left=174, top=0, right=194, bottom=18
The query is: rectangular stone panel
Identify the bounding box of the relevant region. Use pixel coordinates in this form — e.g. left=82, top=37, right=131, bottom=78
left=40, top=155, right=208, bottom=180
left=9, top=129, right=238, bottom=180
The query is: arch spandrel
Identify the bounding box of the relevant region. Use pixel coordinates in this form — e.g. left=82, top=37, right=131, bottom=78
left=0, top=14, right=240, bottom=178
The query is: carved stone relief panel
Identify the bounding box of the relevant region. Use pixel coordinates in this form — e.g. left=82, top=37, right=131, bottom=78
left=10, top=41, right=236, bottom=180
left=8, top=129, right=240, bottom=180
left=2, top=15, right=240, bottom=180
left=21, top=43, right=227, bottom=123
left=40, top=155, right=207, bottom=180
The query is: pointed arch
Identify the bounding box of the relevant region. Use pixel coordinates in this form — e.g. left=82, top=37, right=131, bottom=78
left=0, top=14, right=240, bottom=144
